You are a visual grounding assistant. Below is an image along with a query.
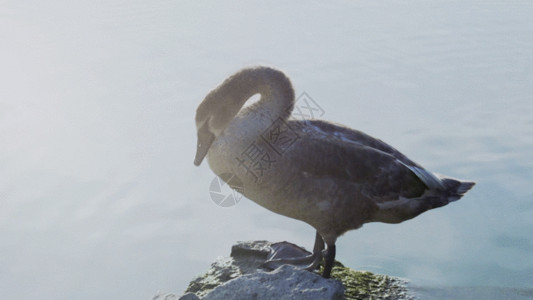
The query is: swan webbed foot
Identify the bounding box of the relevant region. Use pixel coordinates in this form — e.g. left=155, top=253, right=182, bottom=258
left=262, top=249, right=324, bottom=271
left=262, top=231, right=325, bottom=273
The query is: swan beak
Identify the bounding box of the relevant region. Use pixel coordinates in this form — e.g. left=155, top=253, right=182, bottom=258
left=194, top=123, right=215, bottom=166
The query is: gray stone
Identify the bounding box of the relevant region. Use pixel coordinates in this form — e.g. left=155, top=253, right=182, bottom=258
left=152, top=293, right=180, bottom=300
left=203, top=264, right=344, bottom=300
left=153, top=292, right=199, bottom=300
left=179, top=292, right=201, bottom=300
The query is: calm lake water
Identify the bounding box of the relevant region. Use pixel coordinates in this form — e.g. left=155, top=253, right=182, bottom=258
left=1, top=1, right=532, bottom=299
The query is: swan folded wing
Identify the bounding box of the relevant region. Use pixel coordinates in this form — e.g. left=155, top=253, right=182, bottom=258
left=301, top=120, right=420, bottom=167
left=289, top=124, right=431, bottom=203
left=297, top=120, right=445, bottom=189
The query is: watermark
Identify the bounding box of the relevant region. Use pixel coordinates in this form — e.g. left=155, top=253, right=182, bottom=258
left=209, top=173, right=244, bottom=207
left=209, top=92, right=324, bottom=207
left=292, top=92, right=325, bottom=120
left=235, top=141, right=277, bottom=182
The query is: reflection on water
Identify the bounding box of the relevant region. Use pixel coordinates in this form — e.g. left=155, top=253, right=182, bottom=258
left=1, top=1, right=533, bottom=299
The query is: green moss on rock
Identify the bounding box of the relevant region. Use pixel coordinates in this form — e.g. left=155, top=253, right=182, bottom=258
left=322, top=261, right=413, bottom=300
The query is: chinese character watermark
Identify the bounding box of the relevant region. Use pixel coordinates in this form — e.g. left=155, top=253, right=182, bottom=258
left=209, top=92, right=324, bottom=206
left=235, top=141, right=277, bottom=182
left=233, top=92, right=323, bottom=183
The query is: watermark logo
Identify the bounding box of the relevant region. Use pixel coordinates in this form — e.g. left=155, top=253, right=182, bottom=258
left=292, top=92, right=325, bottom=120
left=209, top=173, right=244, bottom=207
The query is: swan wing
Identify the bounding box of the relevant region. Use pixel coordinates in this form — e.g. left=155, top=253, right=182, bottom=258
left=288, top=120, right=440, bottom=202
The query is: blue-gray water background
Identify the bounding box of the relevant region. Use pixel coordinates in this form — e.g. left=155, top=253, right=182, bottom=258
left=1, top=1, right=532, bottom=299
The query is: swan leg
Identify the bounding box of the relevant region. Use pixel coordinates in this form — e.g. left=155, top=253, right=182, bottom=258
left=312, top=230, right=325, bottom=253
left=304, top=231, right=325, bottom=271
left=322, top=243, right=336, bottom=278
left=263, top=231, right=325, bottom=271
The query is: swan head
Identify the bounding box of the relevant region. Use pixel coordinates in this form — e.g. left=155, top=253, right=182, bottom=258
left=193, top=115, right=215, bottom=166
left=194, top=66, right=294, bottom=166
left=194, top=88, right=243, bottom=166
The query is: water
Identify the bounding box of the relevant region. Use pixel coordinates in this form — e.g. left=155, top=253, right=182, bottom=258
left=1, top=1, right=532, bottom=299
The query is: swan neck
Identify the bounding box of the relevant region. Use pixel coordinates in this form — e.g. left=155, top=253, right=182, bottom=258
left=229, top=67, right=295, bottom=121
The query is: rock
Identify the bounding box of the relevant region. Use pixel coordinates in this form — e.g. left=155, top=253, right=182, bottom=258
left=153, top=293, right=190, bottom=300
left=204, top=264, right=344, bottom=300
left=179, top=293, right=200, bottom=300
left=154, top=240, right=414, bottom=300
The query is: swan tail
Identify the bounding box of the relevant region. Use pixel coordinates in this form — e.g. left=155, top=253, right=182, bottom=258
left=437, top=175, right=475, bottom=202
left=371, top=175, right=474, bottom=224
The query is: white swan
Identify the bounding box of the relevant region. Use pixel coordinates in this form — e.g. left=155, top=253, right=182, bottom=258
left=194, top=66, right=475, bottom=278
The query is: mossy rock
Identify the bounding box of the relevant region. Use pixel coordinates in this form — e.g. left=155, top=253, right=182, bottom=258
left=183, top=241, right=413, bottom=299
left=322, top=261, right=413, bottom=300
